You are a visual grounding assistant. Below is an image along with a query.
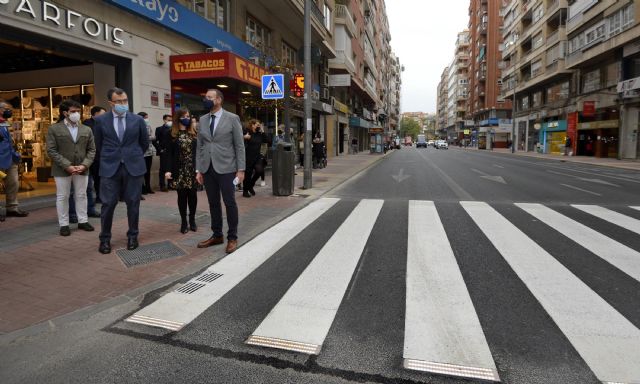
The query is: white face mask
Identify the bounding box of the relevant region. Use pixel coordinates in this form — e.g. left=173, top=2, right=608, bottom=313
left=165, top=121, right=173, bottom=127
left=68, top=112, right=81, bottom=123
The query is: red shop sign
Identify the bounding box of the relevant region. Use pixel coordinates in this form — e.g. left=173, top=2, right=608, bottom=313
left=583, top=101, right=595, bottom=117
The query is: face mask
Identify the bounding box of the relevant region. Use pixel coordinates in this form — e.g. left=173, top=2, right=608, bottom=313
left=2, top=110, right=12, bottom=119
left=144, top=118, right=150, bottom=126
left=203, top=99, right=214, bottom=111
left=68, top=112, right=81, bottom=123
left=165, top=121, right=173, bottom=128
left=179, top=118, right=191, bottom=127
left=114, top=104, right=128, bottom=115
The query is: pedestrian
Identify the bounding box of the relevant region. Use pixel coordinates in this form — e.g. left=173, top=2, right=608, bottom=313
left=137, top=112, right=156, bottom=195
left=312, top=131, right=324, bottom=168
left=94, top=87, right=149, bottom=254
left=0, top=99, right=29, bottom=221
left=83, top=106, right=106, bottom=203
left=351, top=136, right=358, bottom=154
left=46, top=99, right=96, bottom=236
left=195, top=89, right=245, bottom=254
left=154, top=114, right=172, bottom=192
left=564, top=136, right=572, bottom=156
left=164, top=108, right=198, bottom=234
left=242, top=119, right=268, bottom=198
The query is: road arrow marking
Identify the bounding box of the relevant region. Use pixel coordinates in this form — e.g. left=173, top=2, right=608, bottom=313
left=471, top=168, right=506, bottom=184
left=392, top=168, right=411, bottom=183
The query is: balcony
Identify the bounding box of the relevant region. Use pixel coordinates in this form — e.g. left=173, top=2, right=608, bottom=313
left=547, top=0, right=559, bottom=14
left=364, top=49, right=376, bottom=74
left=478, top=69, right=486, bottom=81
left=335, top=4, right=356, bottom=37
left=365, top=20, right=375, bottom=40
left=329, top=49, right=356, bottom=74
left=479, top=22, right=488, bottom=35
left=546, top=28, right=560, bottom=45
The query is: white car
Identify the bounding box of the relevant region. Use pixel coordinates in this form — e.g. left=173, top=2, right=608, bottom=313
left=436, top=140, right=448, bottom=149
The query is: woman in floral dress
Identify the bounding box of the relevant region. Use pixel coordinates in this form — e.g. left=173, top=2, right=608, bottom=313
left=164, top=108, right=198, bottom=233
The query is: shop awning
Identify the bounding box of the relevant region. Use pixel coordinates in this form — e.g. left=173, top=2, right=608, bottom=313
left=349, top=116, right=373, bottom=129
left=170, top=51, right=267, bottom=88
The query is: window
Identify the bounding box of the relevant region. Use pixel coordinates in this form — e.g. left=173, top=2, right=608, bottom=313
left=281, top=41, right=296, bottom=67
left=609, top=3, right=634, bottom=37
left=520, top=95, right=530, bottom=111
left=532, top=5, right=544, bottom=23
left=532, top=91, right=542, bottom=108
left=207, top=0, right=229, bottom=30
left=546, top=81, right=570, bottom=103
left=547, top=41, right=566, bottom=64
left=532, top=32, right=544, bottom=50
left=582, top=69, right=601, bottom=93
left=605, top=61, right=621, bottom=88
left=584, top=22, right=605, bottom=47
left=246, top=15, right=271, bottom=48
left=323, top=4, right=332, bottom=31
left=531, top=59, right=543, bottom=77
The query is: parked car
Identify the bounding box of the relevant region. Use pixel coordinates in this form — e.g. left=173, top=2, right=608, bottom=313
left=436, top=140, right=449, bottom=149
left=427, top=140, right=435, bottom=147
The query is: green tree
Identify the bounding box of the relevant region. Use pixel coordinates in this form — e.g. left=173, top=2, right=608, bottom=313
left=400, top=117, right=421, bottom=139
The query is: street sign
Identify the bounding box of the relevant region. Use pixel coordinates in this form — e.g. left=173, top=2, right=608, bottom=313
left=262, top=74, right=284, bottom=99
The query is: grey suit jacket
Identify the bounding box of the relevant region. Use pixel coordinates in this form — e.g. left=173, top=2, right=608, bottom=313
left=196, top=109, right=245, bottom=174
left=45, top=121, right=95, bottom=177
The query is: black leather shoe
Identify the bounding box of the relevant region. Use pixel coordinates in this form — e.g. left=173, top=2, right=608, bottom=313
left=78, top=222, right=94, bottom=231
left=6, top=208, right=28, bottom=217
left=60, top=226, right=71, bottom=236
left=88, top=212, right=101, bottom=218
left=242, top=191, right=251, bottom=198
left=249, top=188, right=256, bottom=196
left=127, top=238, right=139, bottom=250
left=180, top=222, right=189, bottom=234
left=148, top=190, right=155, bottom=194
left=99, top=241, right=111, bottom=254
left=189, top=217, right=197, bottom=232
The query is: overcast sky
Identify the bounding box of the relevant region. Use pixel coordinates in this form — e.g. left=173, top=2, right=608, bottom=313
left=386, top=1, right=470, bottom=114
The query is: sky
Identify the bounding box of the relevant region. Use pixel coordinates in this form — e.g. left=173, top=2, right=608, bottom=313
left=385, top=1, right=471, bottom=114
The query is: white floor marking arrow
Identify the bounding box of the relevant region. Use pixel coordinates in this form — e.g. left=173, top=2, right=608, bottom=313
left=392, top=168, right=411, bottom=182
left=471, top=168, right=506, bottom=184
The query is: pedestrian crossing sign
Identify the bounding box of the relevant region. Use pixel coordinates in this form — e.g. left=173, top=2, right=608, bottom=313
left=262, top=74, right=284, bottom=99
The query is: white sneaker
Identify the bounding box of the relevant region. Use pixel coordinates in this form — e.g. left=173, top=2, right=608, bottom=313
left=260, top=181, right=266, bottom=187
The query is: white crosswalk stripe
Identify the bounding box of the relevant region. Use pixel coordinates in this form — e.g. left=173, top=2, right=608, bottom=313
left=404, top=200, right=499, bottom=382
left=246, top=199, right=383, bottom=354
left=127, top=199, right=640, bottom=383
left=516, top=203, right=640, bottom=282
left=463, top=201, right=640, bottom=384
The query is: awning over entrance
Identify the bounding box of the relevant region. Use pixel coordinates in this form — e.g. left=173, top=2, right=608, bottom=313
left=349, top=116, right=373, bottom=129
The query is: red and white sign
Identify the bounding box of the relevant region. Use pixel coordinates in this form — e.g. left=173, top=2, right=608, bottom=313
left=583, top=101, right=595, bottom=117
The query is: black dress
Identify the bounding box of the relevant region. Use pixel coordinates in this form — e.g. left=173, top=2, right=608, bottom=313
left=243, top=130, right=268, bottom=192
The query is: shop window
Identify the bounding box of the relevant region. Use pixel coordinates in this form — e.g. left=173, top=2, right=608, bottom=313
left=281, top=40, right=297, bottom=67
left=605, top=61, right=621, bottom=88
left=246, top=15, right=271, bottom=48
left=582, top=69, right=601, bottom=92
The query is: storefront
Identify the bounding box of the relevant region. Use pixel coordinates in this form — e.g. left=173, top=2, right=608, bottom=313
left=332, top=99, right=350, bottom=156
left=349, top=116, right=371, bottom=153
left=576, top=119, right=619, bottom=158
left=540, top=120, right=567, bottom=155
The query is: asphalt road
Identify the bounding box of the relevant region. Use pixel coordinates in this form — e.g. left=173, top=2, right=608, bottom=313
left=2, top=146, right=640, bottom=384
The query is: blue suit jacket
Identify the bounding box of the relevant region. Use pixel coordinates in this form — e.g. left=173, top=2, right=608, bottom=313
left=94, top=111, right=149, bottom=178
left=0, top=123, right=20, bottom=170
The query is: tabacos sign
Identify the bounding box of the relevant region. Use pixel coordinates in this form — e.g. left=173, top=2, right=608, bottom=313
left=171, top=52, right=266, bottom=88
left=1, top=0, right=125, bottom=46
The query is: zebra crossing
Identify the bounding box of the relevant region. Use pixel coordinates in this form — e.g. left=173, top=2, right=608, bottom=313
left=127, top=198, right=640, bottom=383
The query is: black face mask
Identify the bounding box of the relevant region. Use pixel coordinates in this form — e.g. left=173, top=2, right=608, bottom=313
left=2, top=110, right=12, bottom=119
left=203, top=99, right=215, bottom=111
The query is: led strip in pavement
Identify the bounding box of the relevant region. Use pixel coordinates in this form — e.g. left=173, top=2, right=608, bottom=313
left=126, top=198, right=340, bottom=331
left=403, top=200, right=499, bottom=382
left=246, top=199, right=383, bottom=354
left=463, top=201, right=640, bottom=384
left=516, top=203, right=640, bottom=283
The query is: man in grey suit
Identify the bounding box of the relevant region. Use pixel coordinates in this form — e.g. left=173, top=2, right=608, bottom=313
left=46, top=99, right=96, bottom=236
left=195, top=89, right=245, bottom=254
left=94, top=87, right=149, bottom=254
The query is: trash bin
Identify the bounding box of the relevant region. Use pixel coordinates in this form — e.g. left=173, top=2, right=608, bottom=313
left=272, top=142, right=295, bottom=196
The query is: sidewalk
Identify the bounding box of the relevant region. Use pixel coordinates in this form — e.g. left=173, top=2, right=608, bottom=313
left=457, top=146, right=640, bottom=171
left=0, top=152, right=383, bottom=337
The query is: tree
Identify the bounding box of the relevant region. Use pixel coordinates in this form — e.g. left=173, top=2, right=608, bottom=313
left=400, top=117, right=421, bottom=139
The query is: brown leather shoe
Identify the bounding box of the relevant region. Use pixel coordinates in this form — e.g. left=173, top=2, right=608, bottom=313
left=225, top=239, right=238, bottom=254
left=197, top=235, right=224, bottom=248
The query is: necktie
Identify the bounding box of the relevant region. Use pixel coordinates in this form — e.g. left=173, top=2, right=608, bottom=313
left=210, top=114, right=216, bottom=137
left=117, top=116, right=125, bottom=142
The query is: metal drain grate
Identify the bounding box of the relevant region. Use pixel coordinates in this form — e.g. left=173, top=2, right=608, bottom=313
left=196, top=272, right=223, bottom=282
left=116, top=241, right=186, bottom=268
left=176, top=282, right=205, bottom=294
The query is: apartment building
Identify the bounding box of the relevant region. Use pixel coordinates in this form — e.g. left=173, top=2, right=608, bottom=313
left=565, top=0, right=638, bottom=159
left=451, top=30, right=471, bottom=142
left=437, top=66, right=450, bottom=135
left=469, top=0, right=511, bottom=148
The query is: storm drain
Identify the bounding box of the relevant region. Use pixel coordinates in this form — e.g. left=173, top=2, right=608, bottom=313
left=116, top=241, right=186, bottom=268
left=196, top=272, right=223, bottom=283
left=176, top=282, right=205, bottom=294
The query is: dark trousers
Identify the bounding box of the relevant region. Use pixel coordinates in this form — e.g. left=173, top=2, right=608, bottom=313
left=143, top=156, right=153, bottom=193
left=243, top=161, right=256, bottom=192
left=203, top=168, right=238, bottom=240
left=99, top=164, right=143, bottom=242
left=177, top=188, right=197, bottom=219
left=158, top=154, right=169, bottom=188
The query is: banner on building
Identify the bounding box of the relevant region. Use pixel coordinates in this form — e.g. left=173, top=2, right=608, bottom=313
left=583, top=101, right=596, bottom=117
left=567, top=112, right=578, bottom=145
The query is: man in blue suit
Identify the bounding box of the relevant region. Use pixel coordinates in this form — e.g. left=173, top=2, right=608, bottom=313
left=93, top=88, right=149, bottom=254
